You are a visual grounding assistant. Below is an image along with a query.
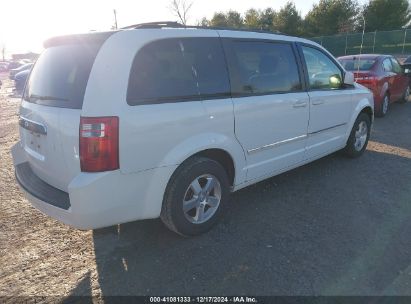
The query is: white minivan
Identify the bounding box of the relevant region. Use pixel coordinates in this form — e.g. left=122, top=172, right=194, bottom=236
left=12, top=23, right=374, bottom=236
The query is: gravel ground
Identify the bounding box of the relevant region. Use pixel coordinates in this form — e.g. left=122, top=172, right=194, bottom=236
left=0, top=74, right=411, bottom=297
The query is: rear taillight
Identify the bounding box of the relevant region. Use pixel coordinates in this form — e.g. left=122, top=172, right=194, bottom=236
left=79, top=117, right=119, bottom=172
left=356, top=76, right=377, bottom=81
left=355, top=74, right=378, bottom=89
left=355, top=73, right=377, bottom=82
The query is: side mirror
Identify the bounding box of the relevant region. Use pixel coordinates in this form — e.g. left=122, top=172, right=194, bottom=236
left=329, top=74, right=342, bottom=89
left=344, top=71, right=355, bottom=86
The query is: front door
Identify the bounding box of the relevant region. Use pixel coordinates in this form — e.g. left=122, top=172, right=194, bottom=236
left=299, top=45, right=353, bottom=160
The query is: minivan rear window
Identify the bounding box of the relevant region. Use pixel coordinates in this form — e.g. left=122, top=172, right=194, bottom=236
left=23, top=44, right=100, bottom=109
left=127, top=38, right=231, bottom=105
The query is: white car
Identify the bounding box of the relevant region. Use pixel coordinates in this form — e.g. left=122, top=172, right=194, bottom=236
left=11, top=23, right=374, bottom=236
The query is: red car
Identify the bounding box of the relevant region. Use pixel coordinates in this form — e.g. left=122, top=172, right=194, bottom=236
left=338, top=54, right=410, bottom=117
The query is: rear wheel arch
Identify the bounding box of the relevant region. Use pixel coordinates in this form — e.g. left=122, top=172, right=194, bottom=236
left=161, top=154, right=232, bottom=236
left=380, top=82, right=389, bottom=99
left=184, top=149, right=236, bottom=187
left=385, top=89, right=390, bottom=99
left=398, top=85, right=410, bottom=104
left=164, top=148, right=236, bottom=196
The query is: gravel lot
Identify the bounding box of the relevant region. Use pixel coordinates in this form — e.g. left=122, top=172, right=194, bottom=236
left=1, top=74, right=411, bottom=297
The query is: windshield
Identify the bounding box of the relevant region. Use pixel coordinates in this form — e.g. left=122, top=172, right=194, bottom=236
left=339, top=58, right=376, bottom=71
left=23, top=44, right=100, bottom=109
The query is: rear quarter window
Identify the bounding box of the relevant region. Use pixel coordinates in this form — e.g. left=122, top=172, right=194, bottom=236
left=24, top=44, right=100, bottom=109
left=383, top=58, right=393, bottom=72
left=127, top=38, right=231, bottom=105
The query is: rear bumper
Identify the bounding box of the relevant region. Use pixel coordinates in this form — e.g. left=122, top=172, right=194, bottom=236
left=15, top=162, right=71, bottom=210
left=357, top=83, right=383, bottom=107
left=11, top=142, right=177, bottom=230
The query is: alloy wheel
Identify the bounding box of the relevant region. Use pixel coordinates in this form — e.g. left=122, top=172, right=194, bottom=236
left=382, top=96, right=389, bottom=115
left=183, top=174, right=222, bottom=224
left=405, top=87, right=410, bottom=101
left=354, top=121, right=368, bottom=151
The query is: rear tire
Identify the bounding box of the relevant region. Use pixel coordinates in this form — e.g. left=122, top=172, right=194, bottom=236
left=376, top=94, right=389, bottom=117
left=161, top=156, right=230, bottom=236
left=343, top=113, right=371, bottom=158
left=398, top=86, right=410, bottom=104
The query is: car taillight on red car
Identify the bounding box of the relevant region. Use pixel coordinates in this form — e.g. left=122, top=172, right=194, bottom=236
left=355, top=75, right=377, bottom=81
left=355, top=74, right=378, bottom=89
left=356, top=76, right=376, bottom=80
left=79, top=117, right=119, bottom=172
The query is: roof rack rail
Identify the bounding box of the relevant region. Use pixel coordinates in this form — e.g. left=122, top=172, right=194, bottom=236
left=121, top=21, right=184, bottom=29
left=121, top=21, right=284, bottom=36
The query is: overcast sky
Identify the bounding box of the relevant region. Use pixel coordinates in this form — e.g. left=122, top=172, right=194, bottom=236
left=0, top=0, right=368, bottom=56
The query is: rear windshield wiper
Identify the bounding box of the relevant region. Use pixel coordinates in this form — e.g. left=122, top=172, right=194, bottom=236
left=26, top=94, right=68, bottom=102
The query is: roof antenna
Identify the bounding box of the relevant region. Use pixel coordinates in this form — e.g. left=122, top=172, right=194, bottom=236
left=113, top=9, right=118, bottom=30
left=358, top=14, right=366, bottom=75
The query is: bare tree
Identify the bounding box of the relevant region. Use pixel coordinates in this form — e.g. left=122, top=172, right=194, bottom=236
left=169, top=0, right=193, bottom=25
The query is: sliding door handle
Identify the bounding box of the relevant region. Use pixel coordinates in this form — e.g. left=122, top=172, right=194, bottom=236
left=293, top=101, right=308, bottom=108
left=312, top=100, right=325, bottom=106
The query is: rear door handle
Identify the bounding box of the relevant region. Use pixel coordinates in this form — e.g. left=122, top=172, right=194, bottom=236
left=312, top=100, right=325, bottom=106
left=293, top=101, right=308, bottom=108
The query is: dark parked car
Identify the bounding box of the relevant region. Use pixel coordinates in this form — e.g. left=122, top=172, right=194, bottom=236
left=0, top=62, right=9, bottom=72
left=401, top=55, right=411, bottom=65
left=338, top=54, right=410, bottom=117
left=7, top=61, right=22, bottom=70
left=14, top=69, right=30, bottom=92
left=401, top=55, right=411, bottom=86
left=9, top=63, right=33, bottom=80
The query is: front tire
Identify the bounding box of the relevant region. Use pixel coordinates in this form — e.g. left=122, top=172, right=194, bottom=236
left=343, top=113, right=371, bottom=158
left=161, top=156, right=230, bottom=236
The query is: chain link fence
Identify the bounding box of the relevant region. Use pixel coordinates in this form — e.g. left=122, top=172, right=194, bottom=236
left=310, top=29, right=411, bottom=58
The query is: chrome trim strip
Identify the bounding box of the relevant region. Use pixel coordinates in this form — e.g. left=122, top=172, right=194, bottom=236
left=24, top=146, right=45, bottom=162
left=19, top=116, right=47, bottom=135
left=308, top=123, right=347, bottom=135
left=246, top=123, right=348, bottom=155
left=247, top=134, right=307, bottom=154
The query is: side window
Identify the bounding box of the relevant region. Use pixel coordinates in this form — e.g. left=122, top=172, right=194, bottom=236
left=390, top=58, right=402, bottom=74
left=383, top=59, right=393, bottom=72
left=302, top=46, right=343, bottom=90
left=127, top=38, right=230, bottom=105
left=224, top=41, right=302, bottom=96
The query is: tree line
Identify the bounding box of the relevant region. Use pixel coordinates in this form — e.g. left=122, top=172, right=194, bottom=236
left=197, top=0, right=411, bottom=37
